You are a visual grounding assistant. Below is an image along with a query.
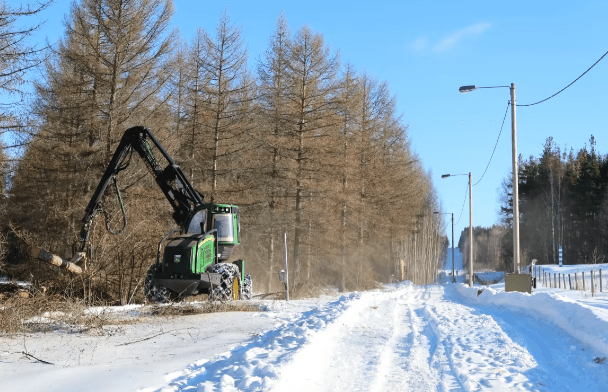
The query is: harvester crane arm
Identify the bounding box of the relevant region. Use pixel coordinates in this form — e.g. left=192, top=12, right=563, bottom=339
left=79, top=126, right=204, bottom=251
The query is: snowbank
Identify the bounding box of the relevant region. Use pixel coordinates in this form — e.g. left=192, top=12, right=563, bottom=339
left=151, top=293, right=360, bottom=392
left=473, top=271, right=504, bottom=284
left=455, top=283, right=608, bottom=357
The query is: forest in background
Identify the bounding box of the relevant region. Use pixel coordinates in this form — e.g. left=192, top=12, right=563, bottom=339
left=459, top=136, right=608, bottom=273
left=0, top=0, right=445, bottom=303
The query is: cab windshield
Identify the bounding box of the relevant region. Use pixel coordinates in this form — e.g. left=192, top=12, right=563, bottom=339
left=187, top=209, right=207, bottom=234
left=213, top=214, right=234, bottom=242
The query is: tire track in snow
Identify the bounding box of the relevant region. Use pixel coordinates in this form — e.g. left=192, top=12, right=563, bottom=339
left=371, top=286, right=440, bottom=392
left=273, top=284, right=452, bottom=392
left=148, top=283, right=569, bottom=392
left=371, top=286, right=461, bottom=392
left=368, top=288, right=412, bottom=392
left=271, top=286, right=412, bottom=392
left=424, top=291, right=539, bottom=391
left=277, top=283, right=542, bottom=392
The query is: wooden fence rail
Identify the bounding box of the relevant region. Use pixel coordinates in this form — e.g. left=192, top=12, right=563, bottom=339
left=525, top=265, right=605, bottom=296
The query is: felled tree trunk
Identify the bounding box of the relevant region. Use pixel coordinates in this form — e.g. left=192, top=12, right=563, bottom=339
left=30, top=247, right=84, bottom=274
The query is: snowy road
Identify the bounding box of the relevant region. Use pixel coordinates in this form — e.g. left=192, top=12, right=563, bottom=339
left=4, top=265, right=608, bottom=391
left=271, top=284, right=460, bottom=392
left=270, top=284, right=587, bottom=392
left=154, top=283, right=608, bottom=392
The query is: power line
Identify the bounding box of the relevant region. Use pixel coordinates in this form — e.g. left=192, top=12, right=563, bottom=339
left=517, top=48, right=608, bottom=107
left=455, top=183, right=468, bottom=226
left=473, top=101, right=510, bottom=186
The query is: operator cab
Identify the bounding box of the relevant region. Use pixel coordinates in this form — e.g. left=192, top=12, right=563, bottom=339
left=185, top=204, right=240, bottom=261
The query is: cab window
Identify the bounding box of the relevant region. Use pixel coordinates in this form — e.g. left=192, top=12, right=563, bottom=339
left=187, top=209, right=207, bottom=234
left=213, top=214, right=234, bottom=242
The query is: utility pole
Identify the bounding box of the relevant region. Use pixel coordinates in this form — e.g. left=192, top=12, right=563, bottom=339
left=469, top=172, right=473, bottom=287
left=440, top=173, right=473, bottom=286
left=434, top=210, right=456, bottom=283
left=510, top=83, right=520, bottom=273
left=459, top=83, right=520, bottom=274
left=451, top=212, right=455, bottom=283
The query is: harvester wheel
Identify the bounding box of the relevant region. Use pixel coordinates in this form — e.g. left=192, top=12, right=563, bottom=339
left=144, top=264, right=171, bottom=303
left=232, top=276, right=240, bottom=301
left=242, top=275, right=252, bottom=300
left=206, top=263, right=240, bottom=301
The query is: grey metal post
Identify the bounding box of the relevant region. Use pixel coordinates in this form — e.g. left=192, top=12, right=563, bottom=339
left=283, top=232, right=289, bottom=301
left=451, top=212, right=455, bottom=283
left=510, top=83, right=521, bottom=273
left=469, top=172, right=473, bottom=287
left=583, top=272, right=586, bottom=291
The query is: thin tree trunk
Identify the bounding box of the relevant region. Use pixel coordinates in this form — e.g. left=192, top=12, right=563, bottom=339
left=268, top=234, right=274, bottom=292
left=293, top=124, right=304, bottom=285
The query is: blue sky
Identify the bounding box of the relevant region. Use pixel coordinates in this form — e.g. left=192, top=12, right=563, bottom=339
left=11, top=0, right=608, bottom=245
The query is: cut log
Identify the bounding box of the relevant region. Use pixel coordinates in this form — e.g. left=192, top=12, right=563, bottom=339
left=30, top=247, right=83, bottom=274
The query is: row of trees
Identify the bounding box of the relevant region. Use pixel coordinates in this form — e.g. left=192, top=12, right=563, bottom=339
left=1, top=0, right=444, bottom=302
left=460, top=136, right=608, bottom=273
left=0, top=1, right=52, bottom=267
left=504, top=136, right=608, bottom=266
left=458, top=225, right=507, bottom=273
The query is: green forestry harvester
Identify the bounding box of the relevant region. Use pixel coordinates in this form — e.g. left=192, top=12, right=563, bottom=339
left=77, top=126, right=251, bottom=302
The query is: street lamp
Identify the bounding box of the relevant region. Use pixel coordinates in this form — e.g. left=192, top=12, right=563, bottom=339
left=459, top=83, right=520, bottom=274
left=442, top=172, right=473, bottom=287
left=434, top=211, right=455, bottom=283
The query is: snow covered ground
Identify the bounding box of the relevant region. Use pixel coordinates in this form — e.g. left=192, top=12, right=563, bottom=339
left=2, top=250, right=608, bottom=391
left=0, top=306, right=279, bottom=391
